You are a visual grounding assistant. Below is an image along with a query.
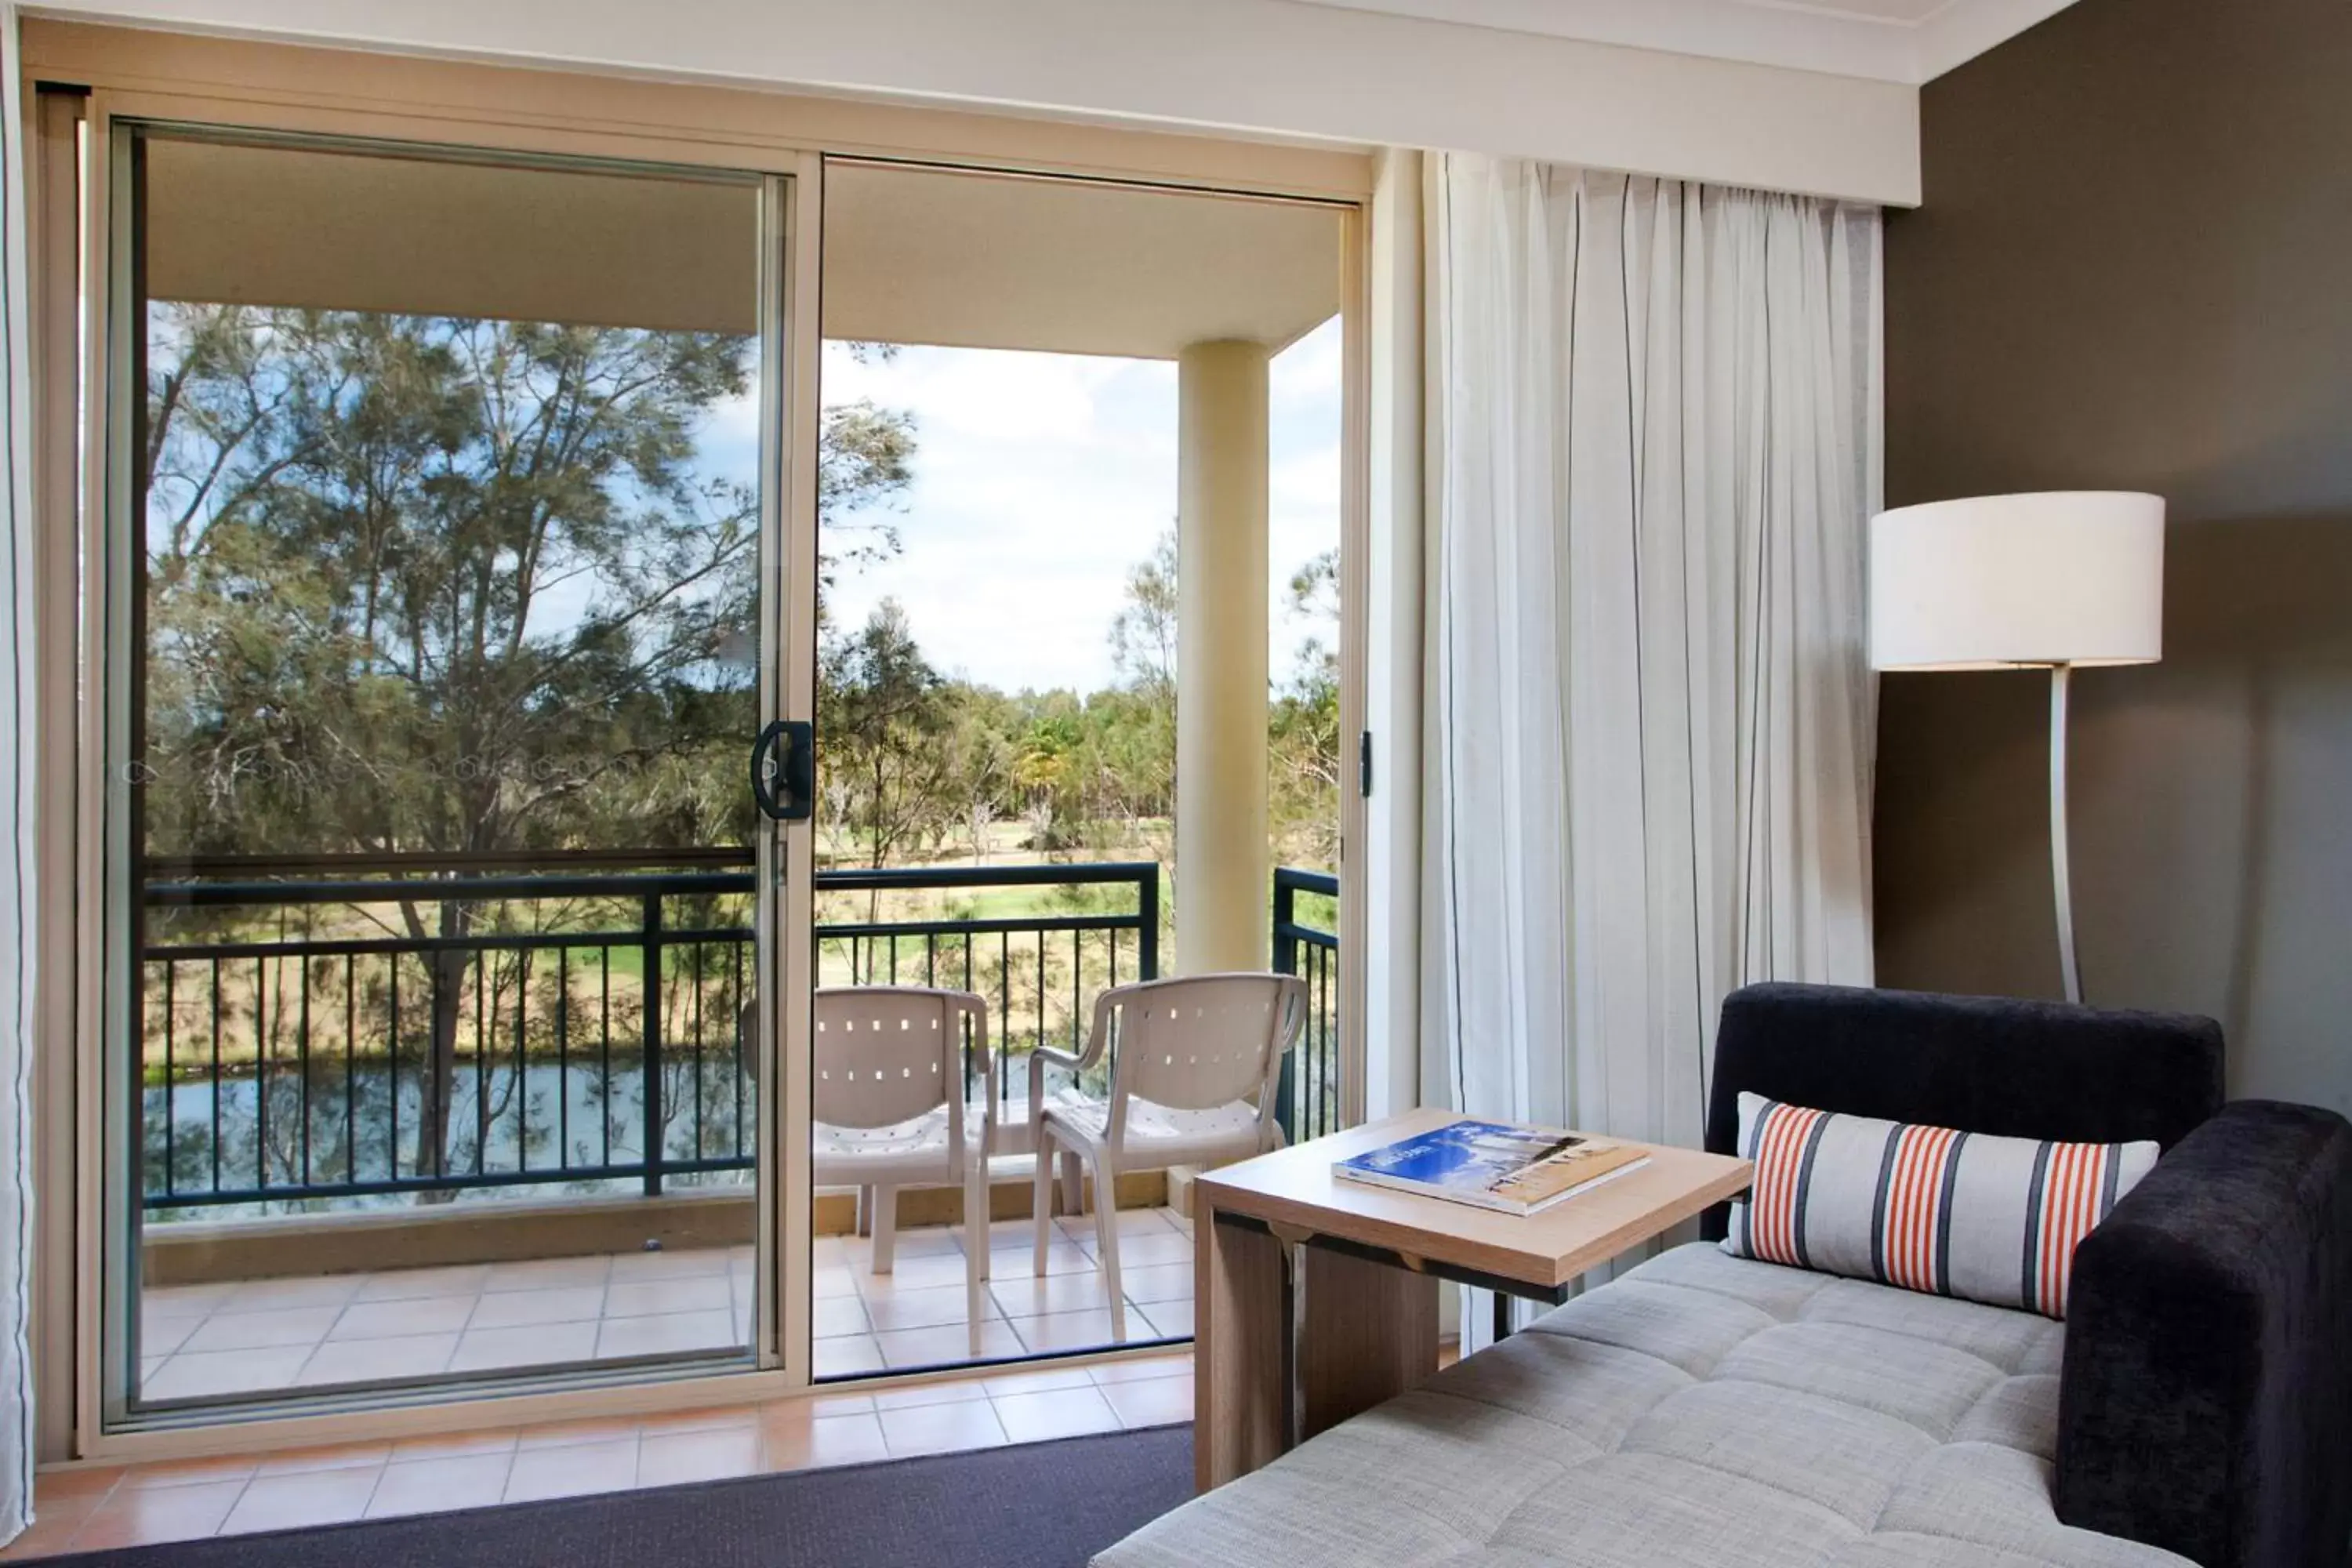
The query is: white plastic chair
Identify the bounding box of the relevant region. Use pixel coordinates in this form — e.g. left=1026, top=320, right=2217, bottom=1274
left=812, top=985, right=993, bottom=1356
left=1028, top=972, right=1306, bottom=1341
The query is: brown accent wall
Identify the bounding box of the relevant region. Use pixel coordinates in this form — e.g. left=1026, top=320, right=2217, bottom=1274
left=1878, top=0, right=2352, bottom=1115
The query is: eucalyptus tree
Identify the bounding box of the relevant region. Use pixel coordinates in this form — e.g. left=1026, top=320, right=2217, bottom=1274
left=140, top=303, right=913, bottom=1180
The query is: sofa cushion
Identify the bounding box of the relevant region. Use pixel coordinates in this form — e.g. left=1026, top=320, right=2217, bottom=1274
left=1095, top=1243, right=2193, bottom=1568
left=1724, top=1094, right=2158, bottom=1317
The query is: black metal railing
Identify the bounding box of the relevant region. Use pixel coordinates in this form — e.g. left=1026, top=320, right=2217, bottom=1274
left=138, top=856, right=1161, bottom=1215
left=1272, top=866, right=1341, bottom=1144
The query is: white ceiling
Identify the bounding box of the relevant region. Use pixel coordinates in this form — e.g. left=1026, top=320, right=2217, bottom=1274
left=1283, top=0, right=2085, bottom=83
left=143, top=134, right=1341, bottom=358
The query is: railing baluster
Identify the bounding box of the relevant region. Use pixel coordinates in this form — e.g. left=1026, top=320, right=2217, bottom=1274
left=475, top=953, right=488, bottom=1176
left=601, top=944, right=613, bottom=1169
left=427, top=949, right=443, bottom=1183
left=298, top=952, right=312, bottom=1187
left=209, top=956, right=222, bottom=1195
left=732, top=936, right=746, bottom=1162
left=558, top=947, right=571, bottom=1169
left=255, top=955, right=269, bottom=1192
left=514, top=950, right=528, bottom=1177
left=162, top=963, right=176, bottom=1197
left=388, top=955, right=401, bottom=1183
left=343, top=954, right=355, bottom=1185
left=642, top=893, right=665, bottom=1198
left=691, top=938, right=706, bottom=1163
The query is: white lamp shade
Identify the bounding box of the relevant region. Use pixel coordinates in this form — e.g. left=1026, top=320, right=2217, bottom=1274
left=1868, top=492, right=2165, bottom=671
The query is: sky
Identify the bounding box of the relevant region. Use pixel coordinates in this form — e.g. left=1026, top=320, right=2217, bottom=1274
left=809, top=318, right=1342, bottom=695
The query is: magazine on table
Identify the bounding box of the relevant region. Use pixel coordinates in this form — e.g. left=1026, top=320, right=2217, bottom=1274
left=1333, top=1120, right=1650, bottom=1216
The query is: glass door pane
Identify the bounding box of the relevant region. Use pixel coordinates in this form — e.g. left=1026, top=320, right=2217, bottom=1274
left=804, top=160, right=1343, bottom=1381
left=113, top=125, right=780, bottom=1414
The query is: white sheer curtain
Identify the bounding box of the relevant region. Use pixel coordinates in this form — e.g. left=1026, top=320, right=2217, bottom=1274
left=0, top=2, right=34, bottom=1544
left=1424, top=158, right=1878, bottom=1334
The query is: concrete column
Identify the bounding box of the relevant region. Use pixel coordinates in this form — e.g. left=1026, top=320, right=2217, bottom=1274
left=1175, top=339, right=1271, bottom=975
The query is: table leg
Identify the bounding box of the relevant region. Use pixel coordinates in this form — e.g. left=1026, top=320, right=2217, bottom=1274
left=1196, top=1205, right=1443, bottom=1491
left=1196, top=1201, right=1287, bottom=1491
left=1298, top=1245, right=1439, bottom=1442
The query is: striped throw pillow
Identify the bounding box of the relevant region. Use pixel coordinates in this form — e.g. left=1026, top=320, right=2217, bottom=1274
left=1721, top=1092, right=2158, bottom=1318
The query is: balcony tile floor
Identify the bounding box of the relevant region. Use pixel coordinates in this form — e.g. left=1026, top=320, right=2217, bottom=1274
left=138, top=1204, right=1192, bottom=1401
left=2, top=1351, right=1194, bottom=1558
left=813, top=1205, right=1194, bottom=1378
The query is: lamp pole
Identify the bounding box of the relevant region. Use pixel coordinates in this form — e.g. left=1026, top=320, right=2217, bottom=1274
left=2048, top=664, right=2082, bottom=1004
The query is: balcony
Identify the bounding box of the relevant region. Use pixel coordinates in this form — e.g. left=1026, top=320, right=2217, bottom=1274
left=134, top=858, right=1339, bottom=1401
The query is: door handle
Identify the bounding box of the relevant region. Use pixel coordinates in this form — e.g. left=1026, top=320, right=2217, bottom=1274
left=750, top=719, right=815, bottom=821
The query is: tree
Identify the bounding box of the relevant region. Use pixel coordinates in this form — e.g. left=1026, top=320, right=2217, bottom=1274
left=140, top=303, right=917, bottom=1177
left=818, top=599, right=954, bottom=873
left=1270, top=548, right=1341, bottom=870
left=1108, top=526, right=1178, bottom=700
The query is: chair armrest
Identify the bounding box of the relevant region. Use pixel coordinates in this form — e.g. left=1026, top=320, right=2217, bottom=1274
left=2055, top=1100, right=2352, bottom=1568
left=1027, top=1044, right=1086, bottom=1123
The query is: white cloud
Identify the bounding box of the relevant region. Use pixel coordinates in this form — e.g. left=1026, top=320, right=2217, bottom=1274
left=812, top=330, right=1339, bottom=695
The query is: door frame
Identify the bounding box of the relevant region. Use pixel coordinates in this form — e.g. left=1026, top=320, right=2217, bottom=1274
left=82, top=107, right=810, bottom=1438
left=25, top=20, right=1374, bottom=1466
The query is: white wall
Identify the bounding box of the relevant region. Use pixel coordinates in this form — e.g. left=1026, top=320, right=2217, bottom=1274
left=31, top=0, right=1921, bottom=204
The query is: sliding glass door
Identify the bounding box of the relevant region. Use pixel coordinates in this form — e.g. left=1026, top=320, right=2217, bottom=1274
left=800, top=158, right=1346, bottom=1381
left=104, top=123, right=793, bottom=1417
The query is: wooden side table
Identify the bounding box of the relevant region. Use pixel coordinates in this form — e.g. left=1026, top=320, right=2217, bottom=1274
left=1192, top=1108, right=1753, bottom=1491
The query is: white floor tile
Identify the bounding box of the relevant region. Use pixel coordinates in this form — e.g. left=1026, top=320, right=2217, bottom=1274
left=604, top=1276, right=731, bottom=1319
left=296, top=1332, right=459, bottom=1387
left=989, top=1269, right=1120, bottom=1319
left=811, top=1335, right=885, bottom=1378
left=1007, top=1308, right=1124, bottom=1354
left=812, top=1294, right=871, bottom=1339
left=594, top=1309, right=739, bottom=1359
left=142, top=1345, right=312, bottom=1402
left=863, top=1283, right=996, bottom=1333
left=465, top=1285, right=605, bottom=1330
left=993, top=1385, right=1122, bottom=1443
left=1119, top=1262, right=1195, bottom=1305
left=448, top=1319, right=600, bottom=1374
left=1137, top=1299, right=1195, bottom=1338
left=328, top=1294, right=476, bottom=1341
left=874, top=1320, right=1022, bottom=1370
left=221, top=1276, right=365, bottom=1312
left=877, top=1399, right=1006, bottom=1457
left=181, top=1305, right=339, bottom=1353
left=351, top=1265, right=492, bottom=1303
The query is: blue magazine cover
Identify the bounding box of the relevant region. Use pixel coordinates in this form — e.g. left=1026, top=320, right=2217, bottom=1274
left=1334, top=1120, right=1646, bottom=1215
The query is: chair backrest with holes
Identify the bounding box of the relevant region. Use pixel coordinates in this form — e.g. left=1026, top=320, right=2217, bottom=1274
left=1102, top=973, right=1305, bottom=1142
left=812, top=987, right=987, bottom=1162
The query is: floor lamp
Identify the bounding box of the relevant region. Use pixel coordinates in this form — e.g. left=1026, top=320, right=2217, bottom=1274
left=1868, top=492, right=2165, bottom=1004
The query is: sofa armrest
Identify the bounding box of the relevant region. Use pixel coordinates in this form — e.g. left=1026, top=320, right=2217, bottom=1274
left=2055, top=1100, right=2352, bottom=1568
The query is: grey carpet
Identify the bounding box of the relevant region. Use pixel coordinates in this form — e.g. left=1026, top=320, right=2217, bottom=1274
left=56, top=1425, right=1192, bottom=1568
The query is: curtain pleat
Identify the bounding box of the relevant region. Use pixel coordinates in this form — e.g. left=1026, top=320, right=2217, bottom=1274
left=0, top=2, right=36, bottom=1544
left=1427, top=159, right=1879, bottom=1334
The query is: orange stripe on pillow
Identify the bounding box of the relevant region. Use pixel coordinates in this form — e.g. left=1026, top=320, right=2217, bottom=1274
left=1750, top=1102, right=1822, bottom=1266
left=2049, top=1142, right=2111, bottom=1316
left=1751, top=1104, right=1795, bottom=1263
left=1882, top=1123, right=1958, bottom=1294
left=2038, top=1141, right=2103, bottom=1316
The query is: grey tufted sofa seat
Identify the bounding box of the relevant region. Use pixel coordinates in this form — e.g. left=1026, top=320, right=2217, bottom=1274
left=1098, top=1241, right=2188, bottom=1568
